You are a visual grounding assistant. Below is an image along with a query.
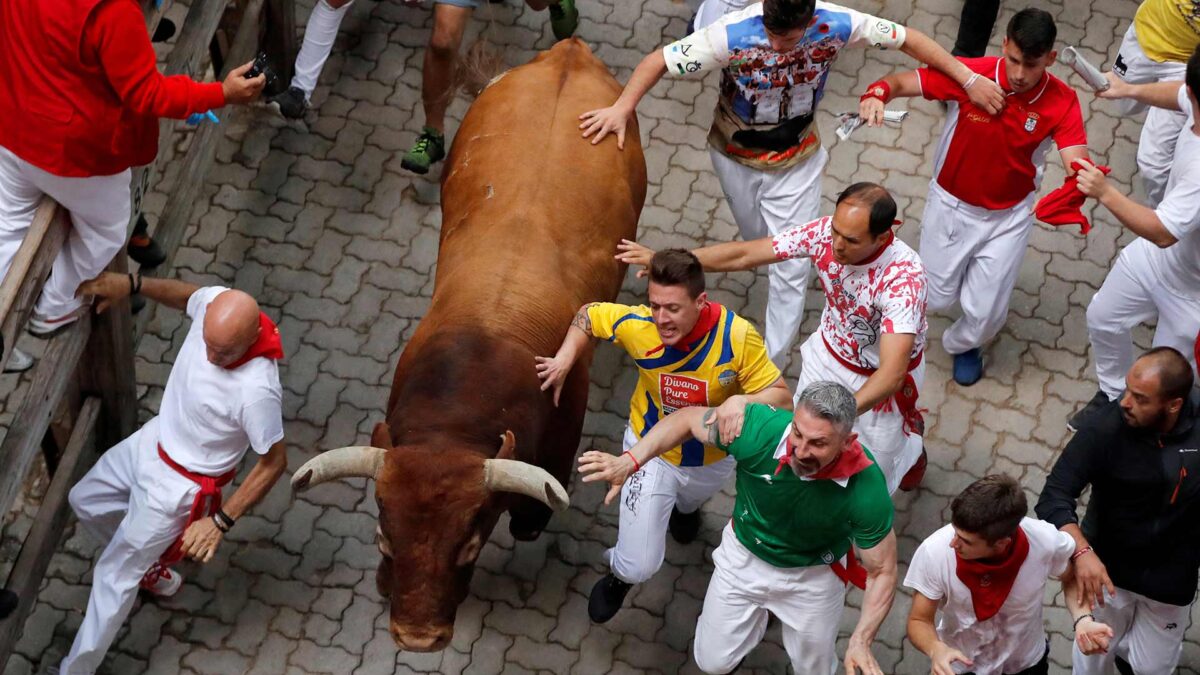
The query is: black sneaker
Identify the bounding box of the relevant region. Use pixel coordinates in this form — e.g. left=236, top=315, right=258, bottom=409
left=668, top=506, right=701, bottom=544
left=0, top=589, right=16, bottom=618
left=587, top=574, right=632, bottom=623
left=1068, top=390, right=1111, bottom=433
left=127, top=215, right=166, bottom=268
left=272, top=86, right=309, bottom=120
left=151, top=18, right=176, bottom=43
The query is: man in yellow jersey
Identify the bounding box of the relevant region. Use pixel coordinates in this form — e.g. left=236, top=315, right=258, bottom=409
left=536, top=249, right=791, bottom=623
left=1109, top=0, right=1200, bottom=204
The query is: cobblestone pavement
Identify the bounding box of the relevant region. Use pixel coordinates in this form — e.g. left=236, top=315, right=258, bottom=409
left=4, top=0, right=1198, bottom=672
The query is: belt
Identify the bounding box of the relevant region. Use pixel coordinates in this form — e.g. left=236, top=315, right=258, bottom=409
left=140, top=445, right=237, bottom=590
left=821, top=333, right=925, bottom=436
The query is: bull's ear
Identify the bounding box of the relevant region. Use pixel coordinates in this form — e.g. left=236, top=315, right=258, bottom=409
left=371, top=422, right=394, bottom=450
left=497, top=430, right=516, bottom=460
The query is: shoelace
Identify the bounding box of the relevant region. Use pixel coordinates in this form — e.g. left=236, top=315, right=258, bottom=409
left=413, top=136, right=436, bottom=153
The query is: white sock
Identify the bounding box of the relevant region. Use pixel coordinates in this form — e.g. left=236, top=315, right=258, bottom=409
left=291, top=0, right=354, bottom=99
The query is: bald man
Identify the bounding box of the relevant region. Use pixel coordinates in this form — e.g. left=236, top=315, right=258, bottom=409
left=57, top=273, right=287, bottom=675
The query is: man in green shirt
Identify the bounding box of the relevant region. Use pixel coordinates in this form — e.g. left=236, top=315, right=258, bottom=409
left=579, top=381, right=897, bottom=675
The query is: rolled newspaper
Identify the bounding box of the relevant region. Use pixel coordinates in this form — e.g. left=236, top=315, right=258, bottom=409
left=836, top=110, right=909, bottom=141
left=1060, top=46, right=1110, bottom=92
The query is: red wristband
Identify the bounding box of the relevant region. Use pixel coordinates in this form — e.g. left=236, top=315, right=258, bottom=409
left=622, top=451, right=641, bottom=472
left=1071, top=545, right=1093, bottom=562
left=860, top=80, right=891, bottom=104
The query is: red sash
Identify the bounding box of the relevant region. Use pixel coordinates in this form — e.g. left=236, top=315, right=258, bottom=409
left=954, top=526, right=1031, bottom=622
left=225, top=312, right=284, bottom=370
left=140, top=446, right=237, bottom=590
left=830, top=550, right=867, bottom=590
left=821, top=333, right=925, bottom=436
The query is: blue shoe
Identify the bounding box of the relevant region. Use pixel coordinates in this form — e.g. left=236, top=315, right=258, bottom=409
left=952, top=348, right=983, bottom=386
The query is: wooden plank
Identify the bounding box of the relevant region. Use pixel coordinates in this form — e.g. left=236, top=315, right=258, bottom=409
left=0, top=315, right=92, bottom=520
left=136, top=0, right=266, bottom=345
left=0, top=202, right=70, bottom=376
left=0, top=398, right=100, bottom=668
left=129, top=0, right=233, bottom=231
left=262, top=0, right=297, bottom=91
left=78, top=257, right=138, bottom=451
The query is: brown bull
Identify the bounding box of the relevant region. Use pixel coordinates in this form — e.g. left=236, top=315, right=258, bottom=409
left=291, top=39, right=647, bottom=652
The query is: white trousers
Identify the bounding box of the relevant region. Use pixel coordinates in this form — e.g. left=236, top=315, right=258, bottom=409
left=694, top=0, right=752, bottom=28
left=1111, top=24, right=1188, bottom=206
left=709, top=147, right=826, bottom=364
left=0, top=146, right=130, bottom=319
left=919, top=182, right=1035, bottom=355
left=60, top=418, right=196, bottom=675
left=693, top=524, right=846, bottom=675
left=794, top=333, right=924, bottom=494
left=291, top=0, right=356, bottom=98
left=605, top=427, right=735, bottom=584
left=1072, top=587, right=1190, bottom=675
left=1086, top=241, right=1200, bottom=399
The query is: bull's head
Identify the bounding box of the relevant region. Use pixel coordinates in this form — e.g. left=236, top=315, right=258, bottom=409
left=290, top=424, right=568, bottom=652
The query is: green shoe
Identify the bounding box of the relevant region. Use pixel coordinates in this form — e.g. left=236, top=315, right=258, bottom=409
left=401, top=127, right=446, bottom=175
left=549, top=0, right=579, bottom=41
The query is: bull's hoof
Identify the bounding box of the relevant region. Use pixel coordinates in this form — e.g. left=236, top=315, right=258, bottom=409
left=508, top=519, right=543, bottom=542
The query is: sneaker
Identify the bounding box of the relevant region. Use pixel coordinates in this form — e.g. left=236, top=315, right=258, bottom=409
left=952, top=348, right=983, bottom=386
left=127, top=216, right=167, bottom=268
left=898, top=448, right=928, bottom=492
left=145, top=567, right=183, bottom=597
left=1067, top=390, right=1112, bottom=433
left=151, top=17, right=176, bottom=43
left=0, top=589, right=17, bottom=618
left=668, top=506, right=700, bottom=544
left=401, top=127, right=446, bottom=175
left=271, top=86, right=309, bottom=121
left=548, top=0, right=579, bottom=40
left=28, top=310, right=83, bottom=337
left=587, top=573, right=632, bottom=623
left=3, top=348, right=33, bottom=374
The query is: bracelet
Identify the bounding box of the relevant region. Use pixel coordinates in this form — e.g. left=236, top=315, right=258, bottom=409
left=1070, top=545, right=1092, bottom=562
left=1073, top=613, right=1094, bottom=630
left=211, top=514, right=230, bottom=533
left=213, top=509, right=235, bottom=532
left=134, top=271, right=143, bottom=295
left=963, top=72, right=980, bottom=90
left=622, top=450, right=641, bottom=472
left=859, top=79, right=891, bottom=104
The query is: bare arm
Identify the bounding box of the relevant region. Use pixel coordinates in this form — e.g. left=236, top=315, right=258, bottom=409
left=1076, top=161, right=1178, bottom=246
left=1099, top=76, right=1184, bottom=111
left=878, top=71, right=922, bottom=99
left=745, top=377, right=792, bottom=409
left=1062, top=566, right=1115, bottom=655
left=692, top=238, right=783, bottom=272
left=1059, top=145, right=1091, bottom=178
left=141, top=276, right=201, bottom=310
left=854, top=333, right=915, bottom=415
left=76, top=271, right=199, bottom=313
left=900, top=27, right=1003, bottom=114
left=536, top=304, right=599, bottom=406
left=844, top=531, right=898, bottom=675
left=578, top=50, right=667, bottom=149
left=907, top=592, right=973, bottom=675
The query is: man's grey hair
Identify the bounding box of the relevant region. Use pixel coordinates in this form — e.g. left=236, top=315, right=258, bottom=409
left=795, top=381, right=857, bottom=437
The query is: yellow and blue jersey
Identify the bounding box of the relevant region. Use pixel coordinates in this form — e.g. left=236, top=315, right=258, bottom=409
left=587, top=302, right=781, bottom=467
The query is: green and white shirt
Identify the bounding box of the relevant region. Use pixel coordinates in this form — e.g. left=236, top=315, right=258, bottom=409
left=717, top=403, right=894, bottom=568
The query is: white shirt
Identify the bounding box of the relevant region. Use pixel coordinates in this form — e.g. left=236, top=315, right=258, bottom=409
left=903, top=519, right=1075, bottom=675
left=1146, top=84, right=1200, bottom=300
left=156, top=286, right=284, bottom=475
left=772, top=217, right=927, bottom=369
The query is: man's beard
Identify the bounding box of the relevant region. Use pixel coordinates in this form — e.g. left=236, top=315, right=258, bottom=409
left=790, top=457, right=821, bottom=477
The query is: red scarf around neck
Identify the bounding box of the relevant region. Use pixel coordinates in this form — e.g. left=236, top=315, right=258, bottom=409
left=644, top=302, right=723, bottom=356
left=225, top=312, right=284, bottom=369
left=774, top=438, right=874, bottom=480
left=954, top=526, right=1030, bottom=622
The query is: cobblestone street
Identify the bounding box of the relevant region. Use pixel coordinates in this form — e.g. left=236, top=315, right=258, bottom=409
left=4, top=0, right=1198, bottom=672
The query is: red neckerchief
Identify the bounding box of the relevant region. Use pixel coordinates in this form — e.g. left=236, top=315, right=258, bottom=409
left=954, top=526, right=1031, bottom=622
left=852, top=230, right=894, bottom=266
left=225, top=312, right=284, bottom=369
left=774, top=437, right=873, bottom=480
left=643, top=302, right=723, bottom=356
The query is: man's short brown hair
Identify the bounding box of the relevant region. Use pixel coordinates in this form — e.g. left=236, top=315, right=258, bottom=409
left=950, top=474, right=1027, bottom=543
left=649, top=249, right=705, bottom=298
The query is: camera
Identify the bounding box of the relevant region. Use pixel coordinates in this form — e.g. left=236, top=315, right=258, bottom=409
left=245, top=51, right=279, bottom=91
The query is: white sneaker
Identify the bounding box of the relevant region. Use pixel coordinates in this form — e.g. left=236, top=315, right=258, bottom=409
left=3, top=348, right=33, bottom=373
left=27, top=310, right=82, bottom=337
left=145, top=567, right=183, bottom=597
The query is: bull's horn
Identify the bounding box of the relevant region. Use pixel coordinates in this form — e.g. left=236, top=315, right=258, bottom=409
left=292, top=446, right=388, bottom=490
left=482, top=459, right=570, bottom=512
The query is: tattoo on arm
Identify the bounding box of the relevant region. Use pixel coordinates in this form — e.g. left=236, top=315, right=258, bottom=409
left=571, top=303, right=598, bottom=334
left=702, top=408, right=720, bottom=446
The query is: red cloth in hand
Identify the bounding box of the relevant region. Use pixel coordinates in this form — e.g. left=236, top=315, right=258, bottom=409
left=954, top=526, right=1031, bottom=622
left=225, top=312, right=284, bottom=369
left=1034, top=160, right=1111, bottom=235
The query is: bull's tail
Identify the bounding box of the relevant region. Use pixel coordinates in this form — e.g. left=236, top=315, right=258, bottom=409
left=459, top=35, right=507, bottom=98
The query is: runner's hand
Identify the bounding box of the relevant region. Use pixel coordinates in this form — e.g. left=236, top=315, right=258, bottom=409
left=858, top=97, right=885, bottom=127
left=223, top=61, right=266, bottom=104
left=577, top=449, right=637, bottom=505
left=1074, top=159, right=1111, bottom=199
left=535, top=354, right=570, bottom=406
left=181, top=518, right=224, bottom=563
left=1076, top=616, right=1114, bottom=655
left=615, top=239, right=654, bottom=278
left=77, top=272, right=131, bottom=313
left=1095, top=72, right=1131, bottom=100
left=714, top=395, right=749, bottom=445
left=965, top=76, right=1004, bottom=115
left=579, top=104, right=632, bottom=149
left=843, top=640, right=883, bottom=675
left=1074, top=549, right=1116, bottom=608
left=929, top=642, right=973, bottom=675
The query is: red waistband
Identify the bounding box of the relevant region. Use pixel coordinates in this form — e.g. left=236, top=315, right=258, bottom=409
left=157, top=445, right=238, bottom=487
left=821, top=332, right=922, bottom=377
